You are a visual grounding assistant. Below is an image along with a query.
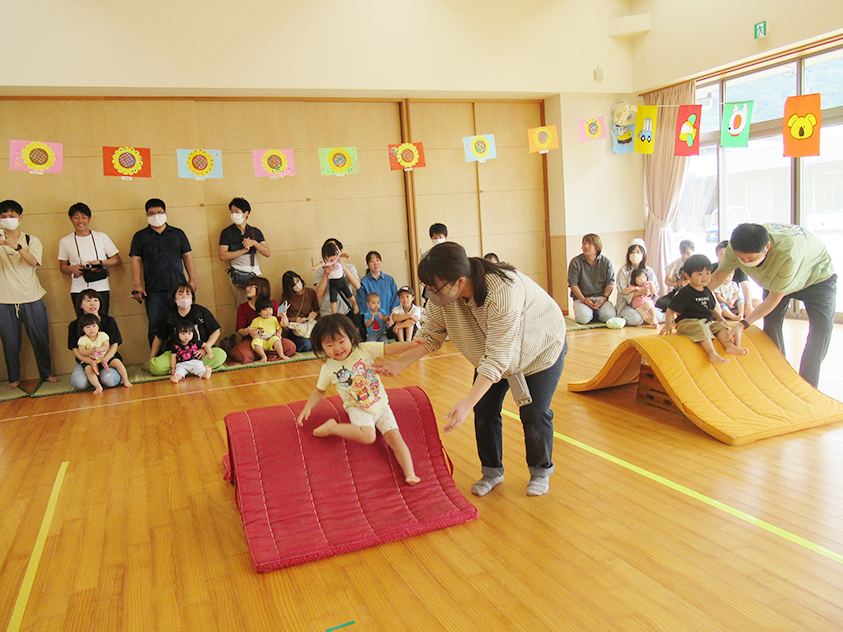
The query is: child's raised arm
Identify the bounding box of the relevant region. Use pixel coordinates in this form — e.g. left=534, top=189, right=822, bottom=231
left=297, top=387, right=327, bottom=426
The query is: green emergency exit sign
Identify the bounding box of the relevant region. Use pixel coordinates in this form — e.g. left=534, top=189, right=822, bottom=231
left=755, top=21, right=767, bottom=39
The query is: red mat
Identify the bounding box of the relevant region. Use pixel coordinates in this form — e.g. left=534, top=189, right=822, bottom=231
left=224, top=386, right=478, bottom=572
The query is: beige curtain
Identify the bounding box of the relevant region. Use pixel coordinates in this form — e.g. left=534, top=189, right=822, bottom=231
left=643, top=80, right=696, bottom=289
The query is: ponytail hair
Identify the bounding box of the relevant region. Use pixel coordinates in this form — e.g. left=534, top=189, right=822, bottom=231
left=418, top=242, right=515, bottom=307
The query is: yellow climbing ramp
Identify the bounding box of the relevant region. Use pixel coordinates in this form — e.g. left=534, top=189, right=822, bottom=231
left=568, top=327, right=843, bottom=445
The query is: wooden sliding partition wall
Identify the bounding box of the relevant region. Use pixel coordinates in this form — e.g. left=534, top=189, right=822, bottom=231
left=0, top=97, right=549, bottom=382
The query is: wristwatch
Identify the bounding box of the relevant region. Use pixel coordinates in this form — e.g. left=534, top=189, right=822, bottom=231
left=14, top=244, right=22, bottom=251
left=740, top=319, right=750, bottom=329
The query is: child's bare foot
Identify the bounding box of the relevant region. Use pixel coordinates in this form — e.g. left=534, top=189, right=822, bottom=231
left=258, top=357, right=268, bottom=363
left=202, top=367, right=212, bottom=379
left=45, top=375, right=59, bottom=383
left=123, top=381, right=133, bottom=388
left=313, top=419, right=338, bottom=437
left=171, top=374, right=184, bottom=383
left=405, top=475, right=421, bottom=485
left=7, top=381, right=20, bottom=389
left=725, top=343, right=748, bottom=356
left=278, top=355, right=289, bottom=361
left=707, top=351, right=728, bottom=364
left=93, top=386, right=103, bottom=394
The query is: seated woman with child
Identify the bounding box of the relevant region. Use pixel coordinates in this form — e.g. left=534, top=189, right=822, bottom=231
left=230, top=276, right=296, bottom=363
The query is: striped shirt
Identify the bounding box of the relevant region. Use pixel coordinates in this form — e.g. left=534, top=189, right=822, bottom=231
left=418, top=270, right=567, bottom=383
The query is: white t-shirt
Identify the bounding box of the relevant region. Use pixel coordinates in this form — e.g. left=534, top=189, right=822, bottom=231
left=57, top=231, right=119, bottom=293
left=391, top=304, right=423, bottom=321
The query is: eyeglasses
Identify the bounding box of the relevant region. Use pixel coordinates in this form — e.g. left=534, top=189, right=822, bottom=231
left=425, top=280, right=454, bottom=296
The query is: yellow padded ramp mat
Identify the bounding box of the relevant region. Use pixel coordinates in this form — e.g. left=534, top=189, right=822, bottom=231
left=568, top=327, right=843, bottom=445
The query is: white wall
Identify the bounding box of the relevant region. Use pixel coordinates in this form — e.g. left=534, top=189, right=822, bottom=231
left=2, top=0, right=635, bottom=97
left=630, top=0, right=843, bottom=92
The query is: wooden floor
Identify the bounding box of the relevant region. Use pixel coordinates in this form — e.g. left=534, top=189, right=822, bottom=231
left=2, top=320, right=843, bottom=631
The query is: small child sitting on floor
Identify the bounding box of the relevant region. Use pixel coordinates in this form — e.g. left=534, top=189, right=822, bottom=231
left=364, top=292, right=387, bottom=342
left=390, top=285, right=423, bottom=342
left=714, top=270, right=745, bottom=321
left=661, top=254, right=748, bottom=364
left=249, top=297, right=289, bottom=362
left=624, top=267, right=660, bottom=328
left=76, top=313, right=132, bottom=393
left=170, top=319, right=213, bottom=382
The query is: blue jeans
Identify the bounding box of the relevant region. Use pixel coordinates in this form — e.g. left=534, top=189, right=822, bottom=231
left=285, top=332, right=312, bottom=352
left=70, top=362, right=122, bottom=390
left=763, top=274, right=837, bottom=388
left=473, top=342, right=567, bottom=478
left=0, top=299, right=54, bottom=383
left=145, top=290, right=170, bottom=347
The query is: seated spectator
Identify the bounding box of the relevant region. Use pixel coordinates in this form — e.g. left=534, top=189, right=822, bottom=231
left=391, top=285, right=423, bottom=341
left=279, top=271, right=319, bottom=352
left=58, top=202, right=121, bottom=316
left=664, top=239, right=695, bottom=292
left=147, top=283, right=227, bottom=375
left=230, top=277, right=295, bottom=363
left=567, top=233, right=616, bottom=324
left=615, top=238, right=662, bottom=325
left=357, top=251, right=399, bottom=322
left=67, top=289, right=126, bottom=391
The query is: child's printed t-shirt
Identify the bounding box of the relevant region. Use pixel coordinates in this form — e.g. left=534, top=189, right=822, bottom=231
left=717, top=281, right=740, bottom=303
left=365, top=310, right=384, bottom=334
left=250, top=315, right=280, bottom=339
left=317, top=342, right=388, bottom=416
left=173, top=342, right=200, bottom=363
left=668, top=285, right=717, bottom=322
left=78, top=331, right=110, bottom=358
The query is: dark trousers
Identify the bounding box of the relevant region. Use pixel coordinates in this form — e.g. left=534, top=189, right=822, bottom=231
left=145, top=290, right=170, bottom=347
left=473, top=343, right=567, bottom=478
left=70, top=290, right=111, bottom=317
left=763, top=274, right=836, bottom=388
left=0, top=299, right=54, bottom=383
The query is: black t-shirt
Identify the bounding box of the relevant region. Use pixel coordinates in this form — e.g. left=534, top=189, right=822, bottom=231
left=712, top=261, right=747, bottom=284
left=67, top=314, right=123, bottom=363
left=129, top=225, right=192, bottom=293
left=155, top=304, right=221, bottom=349
left=218, top=224, right=265, bottom=257
left=668, top=285, right=716, bottom=322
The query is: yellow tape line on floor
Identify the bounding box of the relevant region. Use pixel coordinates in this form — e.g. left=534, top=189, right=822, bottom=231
left=6, top=461, right=69, bottom=632
left=501, top=409, right=843, bottom=566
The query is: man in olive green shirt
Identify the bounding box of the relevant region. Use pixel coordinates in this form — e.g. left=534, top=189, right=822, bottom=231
left=709, top=222, right=836, bottom=387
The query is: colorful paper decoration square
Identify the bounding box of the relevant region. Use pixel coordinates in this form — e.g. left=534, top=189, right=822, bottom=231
left=720, top=101, right=753, bottom=147
left=319, top=147, right=359, bottom=176
left=612, top=123, right=635, bottom=154
left=9, top=140, right=63, bottom=174
left=103, top=146, right=151, bottom=178
left=388, top=142, right=426, bottom=171
left=253, top=149, right=296, bottom=177
left=577, top=119, right=605, bottom=144
left=529, top=125, right=560, bottom=152
left=783, top=94, right=822, bottom=157
left=463, top=134, right=497, bottom=162
left=674, top=105, right=702, bottom=156
left=177, top=149, right=223, bottom=179
left=634, top=106, right=658, bottom=155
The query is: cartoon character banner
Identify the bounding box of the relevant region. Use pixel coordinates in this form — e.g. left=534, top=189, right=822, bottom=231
left=253, top=149, right=296, bottom=177
left=634, top=106, right=657, bottom=155
left=783, top=94, right=822, bottom=157
left=319, top=147, right=359, bottom=176
left=9, top=140, right=63, bottom=174
left=612, top=123, right=635, bottom=154
left=103, top=146, right=151, bottom=178
left=674, top=105, right=702, bottom=156
left=577, top=119, right=605, bottom=144
left=720, top=101, right=753, bottom=147
left=177, top=149, right=223, bottom=179
left=388, top=142, right=425, bottom=171
left=528, top=125, right=560, bottom=152
left=463, top=134, right=497, bottom=162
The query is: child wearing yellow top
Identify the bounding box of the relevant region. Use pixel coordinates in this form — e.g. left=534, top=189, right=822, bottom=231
left=249, top=298, right=289, bottom=362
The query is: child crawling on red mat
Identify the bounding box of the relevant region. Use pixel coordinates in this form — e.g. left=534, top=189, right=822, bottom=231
left=296, top=314, right=423, bottom=485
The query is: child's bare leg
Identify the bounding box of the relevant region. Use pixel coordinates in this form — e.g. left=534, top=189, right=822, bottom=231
left=202, top=365, right=212, bottom=379
left=330, top=301, right=338, bottom=314
left=253, top=344, right=268, bottom=363
left=717, top=328, right=748, bottom=356
left=699, top=338, right=727, bottom=364
left=647, top=306, right=660, bottom=329
left=635, top=306, right=655, bottom=326
left=721, top=305, right=739, bottom=320
left=171, top=371, right=184, bottom=383
left=110, top=359, right=133, bottom=387
left=395, top=324, right=406, bottom=342
left=85, top=365, right=104, bottom=393
left=313, top=419, right=376, bottom=444
left=349, top=295, right=359, bottom=314
left=272, top=339, right=289, bottom=361
left=383, top=428, right=420, bottom=485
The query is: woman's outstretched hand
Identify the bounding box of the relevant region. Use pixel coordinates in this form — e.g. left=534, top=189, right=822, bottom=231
left=374, top=360, right=402, bottom=377
left=443, top=399, right=473, bottom=433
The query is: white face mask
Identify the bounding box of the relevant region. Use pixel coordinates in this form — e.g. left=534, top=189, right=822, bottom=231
left=175, top=297, right=192, bottom=309
left=0, top=217, right=20, bottom=230
left=629, top=253, right=643, bottom=266
left=431, top=237, right=446, bottom=246
left=147, top=213, right=167, bottom=228
left=230, top=212, right=245, bottom=226
left=293, top=281, right=303, bottom=292
left=739, top=246, right=769, bottom=268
